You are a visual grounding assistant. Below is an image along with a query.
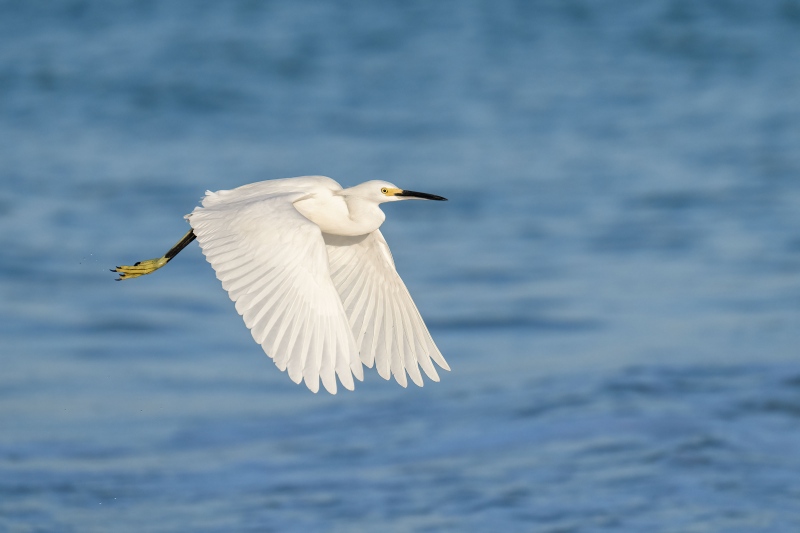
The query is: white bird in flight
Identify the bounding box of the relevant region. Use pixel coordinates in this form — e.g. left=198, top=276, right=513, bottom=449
left=113, top=176, right=450, bottom=394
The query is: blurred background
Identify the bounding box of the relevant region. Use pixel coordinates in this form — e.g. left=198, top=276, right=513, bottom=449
left=2, top=1, right=800, bottom=531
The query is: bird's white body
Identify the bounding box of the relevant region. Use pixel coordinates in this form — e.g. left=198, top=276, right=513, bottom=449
left=185, top=176, right=449, bottom=394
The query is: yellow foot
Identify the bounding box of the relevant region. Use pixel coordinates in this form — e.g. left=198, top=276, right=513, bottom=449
left=112, top=256, right=169, bottom=280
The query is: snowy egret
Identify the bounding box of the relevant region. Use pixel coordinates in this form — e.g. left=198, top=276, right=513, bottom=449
left=113, top=176, right=450, bottom=394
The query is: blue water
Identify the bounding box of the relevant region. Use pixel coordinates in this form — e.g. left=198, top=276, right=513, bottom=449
left=2, top=1, right=800, bottom=531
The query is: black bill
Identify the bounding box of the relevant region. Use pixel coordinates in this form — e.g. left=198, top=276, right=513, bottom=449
left=397, top=189, right=448, bottom=201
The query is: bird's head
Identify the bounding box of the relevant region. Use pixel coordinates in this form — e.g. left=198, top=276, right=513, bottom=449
left=342, top=180, right=448, bottom=204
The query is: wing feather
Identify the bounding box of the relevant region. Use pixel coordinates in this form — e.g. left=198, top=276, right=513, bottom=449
left=324, top=230, right=449, bottom=387
left=347, top=271, right=372, bottom=343
left=371, top=288, right=388, bottom=378
left=187, top=187, right=360, bottom=394
left=396, top=299, right=424, bottom=387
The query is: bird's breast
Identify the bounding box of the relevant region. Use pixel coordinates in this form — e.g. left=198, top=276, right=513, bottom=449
left=293, top=194, right=384, bottom=236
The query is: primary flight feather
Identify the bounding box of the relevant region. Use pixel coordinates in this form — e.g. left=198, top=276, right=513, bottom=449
left=113, top=176, right=450, bottom=394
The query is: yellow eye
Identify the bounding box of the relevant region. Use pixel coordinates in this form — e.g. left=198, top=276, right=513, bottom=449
left=381, top=187, right=389, bottom=194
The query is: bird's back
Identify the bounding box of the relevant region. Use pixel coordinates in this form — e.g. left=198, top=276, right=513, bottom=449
left=199, top=175, right=343, bottom=209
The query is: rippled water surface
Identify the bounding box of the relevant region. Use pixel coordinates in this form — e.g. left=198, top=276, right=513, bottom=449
left=2, top=1, right=800, bottom=531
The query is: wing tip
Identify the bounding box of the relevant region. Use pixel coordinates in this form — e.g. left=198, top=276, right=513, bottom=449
left=305, top=375, right=323, bottom=394
left=336, top=369, right=355, bottom=392
left=394, top=373, right=409, bottom=388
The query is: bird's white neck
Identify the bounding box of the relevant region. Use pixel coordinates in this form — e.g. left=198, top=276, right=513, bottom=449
left=342, top=195, right=386, bottom=235
left=294, top=192, right=386, bottom=237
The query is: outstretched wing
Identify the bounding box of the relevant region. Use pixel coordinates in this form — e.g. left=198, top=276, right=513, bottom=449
left=187, top=190, right=362, bottom=394
left=324, top=230, right=449, bottom=388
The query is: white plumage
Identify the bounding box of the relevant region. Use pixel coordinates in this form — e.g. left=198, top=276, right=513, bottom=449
left=184, top=175, right=449, bottom=394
